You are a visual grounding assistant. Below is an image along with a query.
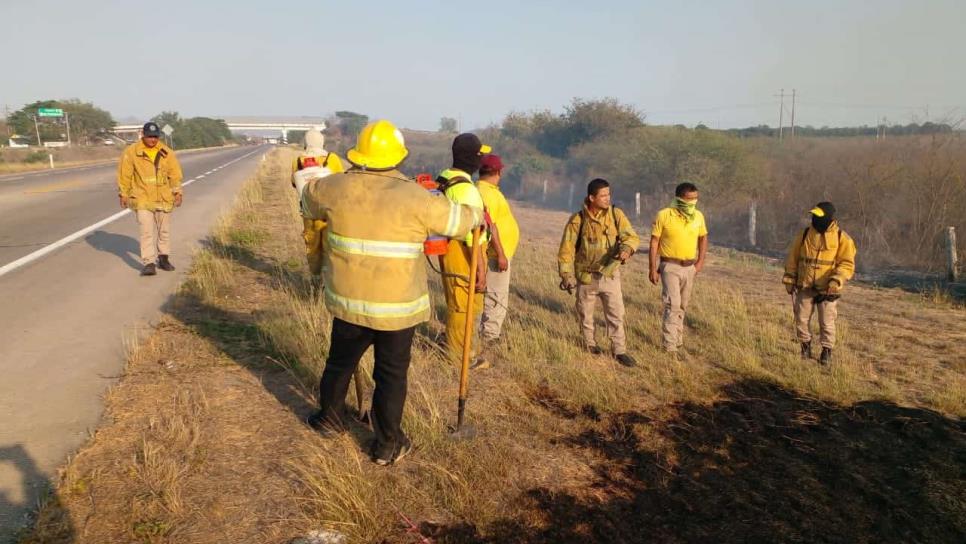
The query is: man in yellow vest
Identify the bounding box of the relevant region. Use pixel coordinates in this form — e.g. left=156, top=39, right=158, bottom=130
left=648, top=182, right=708, bottom=356
left=291, top=129, right=345, bottom=279
left=782, top=202, right=857, bottom=365
left=438, top=133, right=491, bottom=365
left=477, top=154, right=519, bottom=364
left=301, top=120, right=483, bottom=465
left=117, top=121, right=184, bottom=276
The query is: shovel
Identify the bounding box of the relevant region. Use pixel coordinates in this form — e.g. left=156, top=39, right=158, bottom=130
left=451, top=226, right=482, bottom=439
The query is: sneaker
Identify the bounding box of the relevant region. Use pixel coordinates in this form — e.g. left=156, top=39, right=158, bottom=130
left=588, top=346, right=603, bottom=356
left=373, top=438, right=413, bottom=466
left=800, top=341, right=812, bottom=360
left=157, top=254, right=175, bottom=272
left=819, top=347, right=832, bottom=366
left=305, top=410, right=344, bottom=438
left=615, top=353, right=637, bottom=367
left=140, top=263, right=157, bottom=276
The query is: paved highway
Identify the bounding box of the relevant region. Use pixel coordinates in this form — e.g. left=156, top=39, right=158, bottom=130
left=0, top=145, right=269, bottom=538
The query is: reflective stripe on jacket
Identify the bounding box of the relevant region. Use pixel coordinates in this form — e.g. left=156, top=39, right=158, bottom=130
left=302, top=169, right=482, bottom=331
left=558, top=201, right=640, bottom=284
left=783, top=222, right=857, bottom=291
left=117, top=141, right=183, bottom=212
left=438, top=168, right=489, bottom=246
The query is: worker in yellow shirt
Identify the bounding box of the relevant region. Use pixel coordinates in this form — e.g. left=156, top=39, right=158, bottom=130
left=477, top=154, right=519, bottom=363
left=438, top=133, right=491, bottom=365
left=291, top=129, right=344, bottom=278
left=648, top=182, right=709, bottom=355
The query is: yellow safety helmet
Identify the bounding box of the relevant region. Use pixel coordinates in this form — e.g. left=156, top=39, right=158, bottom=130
left=346, top=119, right=409, bottom=170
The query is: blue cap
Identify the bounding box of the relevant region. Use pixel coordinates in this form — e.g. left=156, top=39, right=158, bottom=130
left=142, top=122, right=161, bottom=137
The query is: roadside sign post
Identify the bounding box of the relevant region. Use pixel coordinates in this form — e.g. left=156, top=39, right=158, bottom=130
left=36, top=108, right=68, bottom=147
left=162, top=124, right=174, bottom=149
left=33, top=116, right=42, bottom=147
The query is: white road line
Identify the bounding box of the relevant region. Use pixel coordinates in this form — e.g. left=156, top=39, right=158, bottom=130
left=0, top=148, right=261, bottom=278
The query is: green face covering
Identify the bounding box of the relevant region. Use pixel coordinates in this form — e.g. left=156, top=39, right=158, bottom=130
left=673, top=197, right=698, bottom=222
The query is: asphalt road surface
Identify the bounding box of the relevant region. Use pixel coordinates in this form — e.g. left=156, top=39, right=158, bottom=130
left=0, top=144, right=269, bottom=538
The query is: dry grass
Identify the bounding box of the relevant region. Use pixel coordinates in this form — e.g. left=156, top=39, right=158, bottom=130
left=22, top=148, right=966, bottom=543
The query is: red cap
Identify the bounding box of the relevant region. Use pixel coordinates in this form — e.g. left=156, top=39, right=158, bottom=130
left=480, top=154, right=504, bottom=172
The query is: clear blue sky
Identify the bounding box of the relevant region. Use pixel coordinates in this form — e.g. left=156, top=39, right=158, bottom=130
left=2, top=0, right=964, bottom=130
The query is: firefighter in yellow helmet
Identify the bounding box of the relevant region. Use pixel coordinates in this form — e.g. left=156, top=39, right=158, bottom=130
left=301, top=120, right=484, bottom=465
left=782, top=202, right=857, bottom=365
left=437, top=133, right=491, bottom=366
left=291, top=128, right=344, bottom=279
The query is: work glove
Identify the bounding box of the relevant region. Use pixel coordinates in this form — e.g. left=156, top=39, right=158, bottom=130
left=174, top=193, right=183, bottom=207
left=560, top=276, right=577, bottom=294
left=785, top=284, right=795, bottom=295
left=826, top=279, right=842, bottom=295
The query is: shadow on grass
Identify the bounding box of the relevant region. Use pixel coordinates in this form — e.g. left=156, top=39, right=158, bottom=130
left=426, top=378, right=966, bottom=543
left=1, top=444, right=74, bottom=543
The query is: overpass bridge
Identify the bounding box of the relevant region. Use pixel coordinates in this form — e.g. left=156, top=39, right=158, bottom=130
left=112, top=118, right=326, bottom=143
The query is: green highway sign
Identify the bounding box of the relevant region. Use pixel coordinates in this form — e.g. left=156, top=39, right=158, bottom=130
left=37, top=108, right=64, bottom=117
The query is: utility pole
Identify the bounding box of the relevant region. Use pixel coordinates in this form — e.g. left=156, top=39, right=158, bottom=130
left=790, top=89, right=796, bottom=138
left=775, top=89, right=785, bottom=141
left=65, top=113, right=71, bottom=146
left=33, top=115, right=42, bottom=147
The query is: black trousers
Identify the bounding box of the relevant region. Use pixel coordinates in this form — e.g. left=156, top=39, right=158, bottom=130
left=318, top=318, right=415, bottom=452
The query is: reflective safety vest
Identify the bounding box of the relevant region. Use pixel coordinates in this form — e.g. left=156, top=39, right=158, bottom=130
left=301, top=168, right=482, bottom=331
left=437, top=168, right=489, bottom=246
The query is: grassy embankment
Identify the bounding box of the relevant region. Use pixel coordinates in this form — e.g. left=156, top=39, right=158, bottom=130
left=24, top=147, right=965, bottom=543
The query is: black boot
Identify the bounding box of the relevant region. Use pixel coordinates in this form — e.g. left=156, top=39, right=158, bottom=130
left=800, top=341, right=812, bottom=360
left=140, top=263, right=157, bottom=276
left=819, top=347, right=832, bottom=366
left=157, top=255, right=175, bottom=272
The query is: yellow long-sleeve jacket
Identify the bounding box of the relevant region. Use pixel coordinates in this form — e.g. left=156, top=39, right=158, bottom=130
left=783, top=222, right=857, bottom=292
left=558, top=202, right=640, bottom=284
left=117, top=141, right=183, bottom=212
left=302, top=169, right=483, bottom=331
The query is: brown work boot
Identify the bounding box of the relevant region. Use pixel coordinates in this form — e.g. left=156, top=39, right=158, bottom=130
left=157, top=255, right=175, bottom=272
left=140, top=263, right=157, bottom=276
left=800, top=341, right=812, bottom=360
left=819, top=347, right=832, bottom=366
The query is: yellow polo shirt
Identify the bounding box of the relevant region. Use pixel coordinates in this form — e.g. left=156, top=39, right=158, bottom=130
left=478, top=181, right=519, bottom=260
left=651, top=208, right=708, bottom=260
left=143, top=146, right=160, bottom=163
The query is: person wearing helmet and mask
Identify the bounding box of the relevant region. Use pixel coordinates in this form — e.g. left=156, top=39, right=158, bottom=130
left=300, top=120, right=484, bottom=465
left=437, top=133, right=491, bottom=366
left=291, top=128, right=344, bottom=280
left=782, top=202, right=857, bottom=365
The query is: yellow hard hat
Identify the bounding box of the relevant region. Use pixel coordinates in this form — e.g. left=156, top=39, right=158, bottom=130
left=346, top=119, right=409, bottom=170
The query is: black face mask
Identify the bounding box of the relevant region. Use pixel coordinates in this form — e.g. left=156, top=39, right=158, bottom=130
left=812, top=215, right=833, bottom=233
left=453, top=151, right=482, bottom=175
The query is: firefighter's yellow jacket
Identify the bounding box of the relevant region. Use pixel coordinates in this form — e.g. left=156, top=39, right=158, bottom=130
left=558, top=201, right=640, bottom=284
left=783, top=222, right=857, bottom=292
left=117, top=141, right=183, bottom=212
left=302, top=169, right=483, bottom=331
left=292, top=152, right=345, bottom=275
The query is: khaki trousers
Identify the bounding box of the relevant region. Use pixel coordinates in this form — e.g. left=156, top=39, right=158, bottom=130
left=793, top=287, right=838, bottom=348
left=660, top=261, right=697, bottom=352
left=576, top=270, right=626, bottom=355
left=480, top=258, right=512, bottom=341
left=136, top=209, right=171, bottom=265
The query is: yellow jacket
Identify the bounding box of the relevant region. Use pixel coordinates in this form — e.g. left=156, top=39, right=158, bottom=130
left=117, top=141, right=183, bottom=212
left=302, top=169, right=482, bottom=331
left=783, top=222, right=857, bottom=292
left=558, top=202, right=640, bottom=284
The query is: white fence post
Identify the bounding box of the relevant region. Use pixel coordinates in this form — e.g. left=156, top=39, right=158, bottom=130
left=48, top=154, right=54, bottom=169
left=635, top=192, right=641, bottom=222
left=542, top=179, right=548, bottom=203
left=749, top=201, right=757, bottom=247
left=947, top=226, right=959, bottom=282
left=568, top=183, right=575, bottom=210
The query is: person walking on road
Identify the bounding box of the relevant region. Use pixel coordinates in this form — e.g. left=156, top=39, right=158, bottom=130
left=117, top=121, right=184, bottom=276
left=301, top=120, right=483, bottom=465
left=648, top=182, right=708, bottom=356
left=476, top=154, right=519, bottom=365
left=782, top=202, right=856, bottom=365
left=558, top=178, right=640, bottom=367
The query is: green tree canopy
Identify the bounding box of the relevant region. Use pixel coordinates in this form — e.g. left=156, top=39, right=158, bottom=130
left=7, top=99, right=114, bottom=145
